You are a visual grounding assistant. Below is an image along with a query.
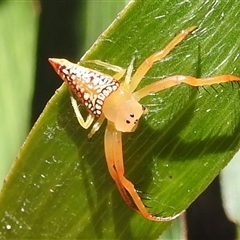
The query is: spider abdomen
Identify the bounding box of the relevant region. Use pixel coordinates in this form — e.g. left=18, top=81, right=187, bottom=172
left=49, top=58, right=120, bottom=117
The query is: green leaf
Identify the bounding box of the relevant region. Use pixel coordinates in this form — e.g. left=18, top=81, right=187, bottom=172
left=0, top=1, right=36, bottom=188
left=1, top=0, right=240, bottom=238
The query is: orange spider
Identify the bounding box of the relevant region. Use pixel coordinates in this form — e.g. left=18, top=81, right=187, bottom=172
left=49, top=26, right=240, bottom=221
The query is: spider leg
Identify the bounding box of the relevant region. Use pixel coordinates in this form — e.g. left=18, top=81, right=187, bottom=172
left=70, top=95, right=94, bottom=129
left=87, top=115, right=105, bottom=138
left=85, top=59, right=129, bottom=82
left=129, top=26, right=197, bottom=92
left=134, top=75, right=240, bottom=100
left=83, top=59, right=126, bottom=76
left=70, top=93, right=106, bottom=138
left=124, top=57, right=135, bottom=85
left=104, top=121, right=182, bottom=221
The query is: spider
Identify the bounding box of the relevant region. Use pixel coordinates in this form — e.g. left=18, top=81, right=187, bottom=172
left=49, top=26, right=240, bottom=221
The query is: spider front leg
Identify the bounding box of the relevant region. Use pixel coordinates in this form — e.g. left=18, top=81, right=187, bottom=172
left=104, top=121, right=182, bottom=221
left=129, top=26, right=197, bottom=92
left=134, top=75, right=240, bottom=100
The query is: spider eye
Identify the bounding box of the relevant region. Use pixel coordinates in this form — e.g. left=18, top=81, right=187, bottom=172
left=126, top=120, right=131, bottom=124
left=130, top=113, right=134, bottom=118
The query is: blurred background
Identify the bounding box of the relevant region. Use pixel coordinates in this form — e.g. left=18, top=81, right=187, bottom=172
left=0, top=1, right=239, bottom=239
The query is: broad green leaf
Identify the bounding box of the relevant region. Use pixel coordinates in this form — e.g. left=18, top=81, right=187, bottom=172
left=1, top=0, right=240, bottom=239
